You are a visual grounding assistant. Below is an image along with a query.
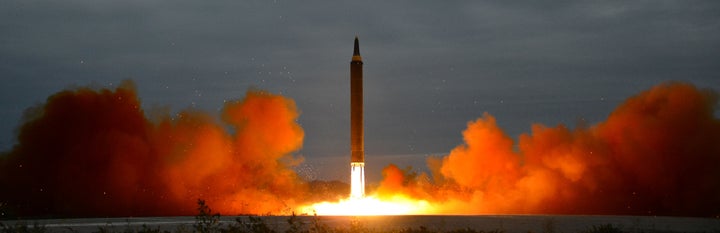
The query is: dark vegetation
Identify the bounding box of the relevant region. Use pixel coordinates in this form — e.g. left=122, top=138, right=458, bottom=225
left=0, top=222, right=46, bottom=233
left=0, top=200, right=700, bottom=233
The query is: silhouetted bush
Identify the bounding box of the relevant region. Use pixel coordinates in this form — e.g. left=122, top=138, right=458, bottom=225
left=397, top=227, right=505, bottom=233
left=240, top=216, right=275, bottom=233
left=0, top=221, right=46, bottom=233
left=582, top=224, right=624, bottom=233
left=542, top=218, right=556, bottom=233
left=194, top=199, right=221, bottom=233
left=398, top=226, right=433, bottom=233
left=308, top=214, right=330, bottom=233
left=285, top=212, right=306, bottom=233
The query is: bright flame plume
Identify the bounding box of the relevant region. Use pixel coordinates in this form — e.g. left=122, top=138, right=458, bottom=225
left=300, top=195, right=435, bottom=216
left=350, top=162, right=365, bottom=199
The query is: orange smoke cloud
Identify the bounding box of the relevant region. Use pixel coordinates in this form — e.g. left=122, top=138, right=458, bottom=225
left=378, top=82, right=720, bottom=217
left=2, top=80, right=718, bottom=217
left=0, top=81, right=307, bottom=217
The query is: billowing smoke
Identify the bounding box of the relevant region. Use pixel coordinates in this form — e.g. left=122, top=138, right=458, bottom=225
left=377, top=82, right=720, bottom=217
left=2, top=80, right=719, bottom=217
left=0, top=80, right=308, bottom=217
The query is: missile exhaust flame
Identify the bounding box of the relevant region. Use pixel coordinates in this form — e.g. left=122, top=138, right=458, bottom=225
left=350, top=162, right=365, bottom=199
left=300, top=195, right=435, bottom=216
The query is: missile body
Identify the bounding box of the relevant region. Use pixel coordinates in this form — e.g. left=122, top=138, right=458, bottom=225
left=351, top=37, right=364, bottom=164
left=350, top=37, right=365, bottom=199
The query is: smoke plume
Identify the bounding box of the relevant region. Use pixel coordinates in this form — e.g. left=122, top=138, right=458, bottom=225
left=0, top=80, right=307, bottom=217
left=2, top=80, right=718, bottom=217
left=377, top=82, right=720, bottom=217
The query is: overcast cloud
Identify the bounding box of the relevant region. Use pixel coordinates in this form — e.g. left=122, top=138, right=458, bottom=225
left=1, top=0, right=719, bottom=181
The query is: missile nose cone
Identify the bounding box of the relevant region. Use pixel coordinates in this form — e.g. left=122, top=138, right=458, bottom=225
left=353, top=37, right=360, bottom=56
left=352, top=37, right=362, bottom=62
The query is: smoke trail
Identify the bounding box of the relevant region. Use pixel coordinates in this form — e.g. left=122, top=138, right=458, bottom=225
left=0, top=80, right=307, bottom=217
left=377, top=82, right=720, bottom=217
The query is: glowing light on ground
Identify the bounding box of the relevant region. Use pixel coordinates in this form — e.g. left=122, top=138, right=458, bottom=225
left=300, top=195, right=436, bottom=216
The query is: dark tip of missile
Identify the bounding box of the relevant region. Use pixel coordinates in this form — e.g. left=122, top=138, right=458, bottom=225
left=353, top=36, right=360, bottom=56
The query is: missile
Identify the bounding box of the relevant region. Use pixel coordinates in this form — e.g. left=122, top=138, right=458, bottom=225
left=350, top=36, right=365, bottom=199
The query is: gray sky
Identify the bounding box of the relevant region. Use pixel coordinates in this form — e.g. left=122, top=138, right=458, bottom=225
left=1, top=0, right=719, bottom=182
